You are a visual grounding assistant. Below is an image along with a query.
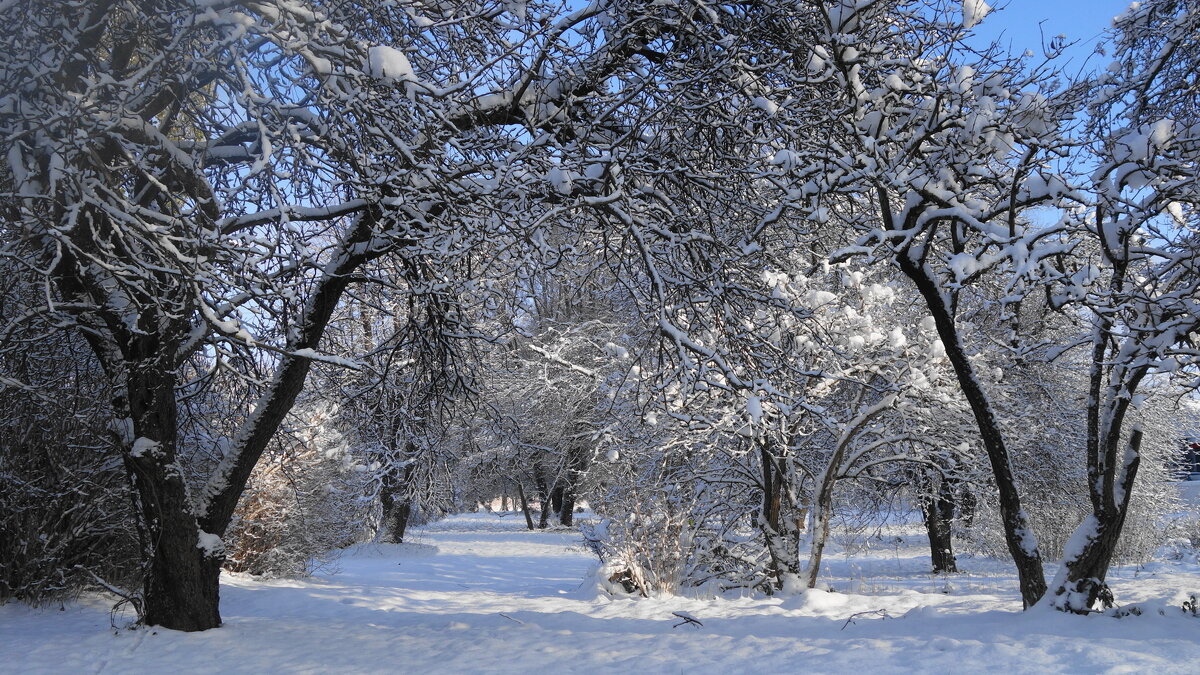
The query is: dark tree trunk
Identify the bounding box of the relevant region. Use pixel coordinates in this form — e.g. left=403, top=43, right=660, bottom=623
left=380, top=485, right=412, bottom=543
left=559, top=488, right=576, bottom=527
left=758, top=442, right=789, bottom=589
left=922, top=476, right=958, bottom=574
left=379, top=458, right=416, bottom=543
left=550, top=485, right=564, bottom=516
left=1046, top=276, right=1153, bottom=613
left=391, top=502, right=413, bottom=543
left=140, top=536, right=222, bottom=632
left=536, top=476, right=551, bottom=529
left=557, top=443, right=590, bottom=527
left=124, top=368, right=222, bottom=631
left=898, top=254, right=1046, bottom=607
left=517, top=484, right=535, bottom=530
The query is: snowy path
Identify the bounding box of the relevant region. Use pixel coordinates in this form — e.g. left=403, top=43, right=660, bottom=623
left=2, top=513, right=1199, bottom=673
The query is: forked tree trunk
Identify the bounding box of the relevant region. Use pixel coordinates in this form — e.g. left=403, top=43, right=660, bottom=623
left=1044, top=268, right=1152, bottom=613
left=802, top=393, right=897, bottom=590
left=1047, top=429, right=1142, bottom=611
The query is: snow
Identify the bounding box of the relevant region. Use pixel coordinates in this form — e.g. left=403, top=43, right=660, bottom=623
left=3, top=513, right=1199, bottom=673
left=746, top=394, right=764, bottom=424
left=961, top=0, right=991, bottom=29
left=291, top=348, right=363, bottom=369
left=196, top=531, right=225, bottom=557
left=366, top=45, right=414, bottom=82
left=129, top=437, right=159, bottom=458
left=751, top=96, right=779, bottom=115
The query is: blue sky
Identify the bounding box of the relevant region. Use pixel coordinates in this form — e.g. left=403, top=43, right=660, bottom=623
left=969, top=0, right=1134, bottom=71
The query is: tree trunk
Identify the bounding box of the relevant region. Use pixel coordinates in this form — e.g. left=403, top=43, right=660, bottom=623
left=922, top=476, right=958, bottom=574
left=550, top=485, right=564, bottom=517
left=517, top=483, right=535, bottom=530
left=1047, top=429, right=1141, bottom=612
left=898, top=255, right=1047, bottom=607
left=537, top=476, right=551, bottom=529
left=758, top=441, right=793, bottom=589
left=558, top=443, right=591, bottom=527
left=392, top=502, right=413, bottom=543
left=139, top=528, right=222, bottom=632
left=803, top=505, right=832, bottom=590
left=802, top=393, right=897, bottom=590
left=380, top=457, right=416, bottom=543
left=124, top=368, right=222, bottom=631
left=559, top=487, right=576, bottom=527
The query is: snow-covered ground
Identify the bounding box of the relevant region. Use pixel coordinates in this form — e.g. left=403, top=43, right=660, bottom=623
left=3, top=512, right=1199, bottom=674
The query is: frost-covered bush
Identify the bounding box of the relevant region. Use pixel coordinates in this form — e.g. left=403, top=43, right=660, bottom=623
left=968, top=480, right=1179, bottom=565
left=586, top=441, right=715, bottom=596
left=0, top=332, right=140, bottom=604
left=224, top=411, right=373, bottom=577
left=963, top=405, right=1183, bottom=564
left=0, top=437, right=140, bottom=604
left=585, top=431, right=776, bottom=596
left=586, top=488, right=708, bottom=596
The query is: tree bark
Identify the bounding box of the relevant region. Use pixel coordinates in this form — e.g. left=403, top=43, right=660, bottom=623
left=758, top=441, right=792, bottom=589
left=922, top=476, right=958, bottom=574
left=379, top=450, right=417, bottom=543
left=558, top=443, right=591, bottom=527
left=391, top=502, right=413, bottom=543
left=550, top=485, right=564, bottom=516
left=124, top=367, right=222, bottom=631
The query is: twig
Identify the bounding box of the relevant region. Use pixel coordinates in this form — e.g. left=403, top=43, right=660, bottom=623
left=76, top=566, right=143, bottom=628
left=840, top=609, right=889, bottom=630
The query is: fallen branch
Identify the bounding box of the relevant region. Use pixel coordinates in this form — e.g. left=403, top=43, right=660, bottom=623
left=841, top=609, right=889, bottom=630
left=672, top=611, right=703, bottom=628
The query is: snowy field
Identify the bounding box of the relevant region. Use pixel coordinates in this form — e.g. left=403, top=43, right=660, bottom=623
left=3, top=509, right=1199, bottom=674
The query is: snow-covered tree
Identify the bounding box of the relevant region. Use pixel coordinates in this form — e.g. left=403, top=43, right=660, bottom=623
left=0, top=0, right=700, bottom=630
left=1039, top=0, right=1200, bottom=611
